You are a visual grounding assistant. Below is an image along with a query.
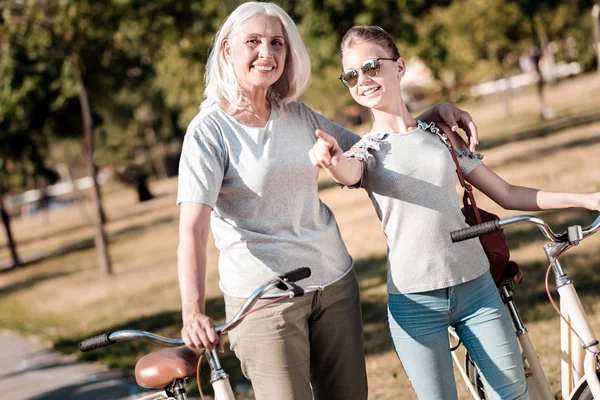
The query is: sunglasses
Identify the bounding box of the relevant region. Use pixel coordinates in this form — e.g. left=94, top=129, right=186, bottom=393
left=339, top=57, right=399, bottom=88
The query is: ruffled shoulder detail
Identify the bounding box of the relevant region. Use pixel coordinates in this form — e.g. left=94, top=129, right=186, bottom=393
left=417, top=120, right=483, bottom=160
left=455, top=147, right=483, bottom=160
left=344, top=132, right=389, bottom=161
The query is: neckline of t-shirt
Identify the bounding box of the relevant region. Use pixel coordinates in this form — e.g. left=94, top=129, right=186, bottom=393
left=216, top=104, right=279, bottom=130
left=368, top=125, right=425, bottom=138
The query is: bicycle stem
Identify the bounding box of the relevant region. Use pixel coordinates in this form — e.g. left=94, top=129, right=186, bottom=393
left=206, top=349, right=229, bottom=382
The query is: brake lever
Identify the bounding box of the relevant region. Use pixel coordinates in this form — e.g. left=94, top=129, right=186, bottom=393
left=275, top=278, right=305, bottom=297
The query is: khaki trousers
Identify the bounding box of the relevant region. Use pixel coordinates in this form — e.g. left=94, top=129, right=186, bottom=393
left=224, top=269, right=368, bottom=400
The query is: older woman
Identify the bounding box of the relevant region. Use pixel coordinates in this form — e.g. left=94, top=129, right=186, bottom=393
left=176, top=2, right=478, bottom=399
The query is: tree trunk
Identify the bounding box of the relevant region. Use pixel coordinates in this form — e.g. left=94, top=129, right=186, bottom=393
left=72, top=55, right=112, bottom=275
left=0, top=196, right=20, bottom=268
left=593, top=5, right=600, bottom=73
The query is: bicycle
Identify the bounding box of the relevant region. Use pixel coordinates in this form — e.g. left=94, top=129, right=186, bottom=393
left=78, top=267, right=312, bottom=400
left=449, top=213, right=600, bottom=399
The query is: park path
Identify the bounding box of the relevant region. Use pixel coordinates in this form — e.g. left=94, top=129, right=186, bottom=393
left=0, top=330, right=152, bottom=400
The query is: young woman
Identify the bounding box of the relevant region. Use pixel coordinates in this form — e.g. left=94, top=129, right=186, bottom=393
left=309, top=25, right=600, bottom=400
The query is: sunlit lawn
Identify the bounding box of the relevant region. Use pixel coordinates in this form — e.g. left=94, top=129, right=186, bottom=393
left=1, top=73, right=600, bottom=399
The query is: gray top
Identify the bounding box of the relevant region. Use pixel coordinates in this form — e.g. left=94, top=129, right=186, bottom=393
left=177, top=102, right=360, bottom=298
left=346, top=121, right=489, bottom=294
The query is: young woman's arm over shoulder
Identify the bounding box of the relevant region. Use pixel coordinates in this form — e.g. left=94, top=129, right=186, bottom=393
left=465, top=166, right=600, bottom=212
left=436, top=121, right=470, bottom=150
left=178, top=202, right=223, bottom=352
left=418, top=103, right=479, bottom=152
left=309, top=129, right=362, bottom=186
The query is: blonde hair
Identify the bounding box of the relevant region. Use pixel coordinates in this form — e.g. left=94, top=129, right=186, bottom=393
left=201, top=2, right=311, bottom=112
left=340, top=26, right=401, bottom=67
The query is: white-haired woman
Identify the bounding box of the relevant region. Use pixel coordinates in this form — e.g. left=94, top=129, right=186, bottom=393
left=176, top=2, right=478, bottom=399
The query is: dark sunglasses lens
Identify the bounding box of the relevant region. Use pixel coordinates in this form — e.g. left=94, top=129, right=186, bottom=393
left=363, top=59, right=380, bottom=77
left=341, top=70, right=358, bottom=88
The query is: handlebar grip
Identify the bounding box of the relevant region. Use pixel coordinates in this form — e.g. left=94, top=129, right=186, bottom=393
left=279, top=267, right=311, bottom=283
left=79, top=333, right=114, bottom=352
left=451, top=220, right=501, bottom=242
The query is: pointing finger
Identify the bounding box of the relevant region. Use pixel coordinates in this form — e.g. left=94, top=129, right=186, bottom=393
left=315, top=129, right=336, bottom=147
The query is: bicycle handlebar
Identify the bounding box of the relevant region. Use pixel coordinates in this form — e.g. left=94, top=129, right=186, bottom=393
left=78, top=267, right=312, bottom=353
left=79, top=330, right=184, bottom=352
left=450, top=220, right=502, bottom=242
left=450, top=213, right=600, bottom=244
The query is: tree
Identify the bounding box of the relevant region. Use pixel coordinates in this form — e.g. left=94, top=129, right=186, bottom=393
left=0, top=183, right=20, bottom=268
left=0, top=0, right=154, bottom=274
left=0, top=0, right=231, bottom=272
left=594, top=5, right=600, bottom=73
left=413, top=0, right=524, bottom=96
left=0, top=3, right=63, bottom=269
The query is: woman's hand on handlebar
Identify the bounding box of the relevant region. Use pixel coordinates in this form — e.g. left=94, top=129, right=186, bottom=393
left=182, top=313, right=224, bottom=352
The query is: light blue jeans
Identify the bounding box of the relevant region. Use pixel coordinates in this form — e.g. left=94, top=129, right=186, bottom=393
left=388, top=272, right=529, bottom=400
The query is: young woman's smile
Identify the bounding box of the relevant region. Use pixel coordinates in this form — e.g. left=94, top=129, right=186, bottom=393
left=361, top=86, right=381, bottom=97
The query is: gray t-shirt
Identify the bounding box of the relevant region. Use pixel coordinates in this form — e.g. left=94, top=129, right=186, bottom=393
left=346, top=121, right=489, bottom=294
left=177, top=102, right=360, bottom=298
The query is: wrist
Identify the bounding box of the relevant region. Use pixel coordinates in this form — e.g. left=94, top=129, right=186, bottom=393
left=182, top=308, right=205, bottom=323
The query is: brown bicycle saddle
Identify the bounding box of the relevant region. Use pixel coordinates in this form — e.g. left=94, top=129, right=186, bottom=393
left=135, top=347, right=199, bottom=389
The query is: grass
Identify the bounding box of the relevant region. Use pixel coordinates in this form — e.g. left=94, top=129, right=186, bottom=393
left=1, top=73, right=600, bottom=399
left=451, top=73, right=600, bottom=142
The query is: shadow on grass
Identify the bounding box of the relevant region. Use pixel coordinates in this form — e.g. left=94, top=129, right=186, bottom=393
left=53, top=296, right=248, bottom=397
left=0, top=270, right=76, bottom=296
left=0, top=214, right=177, bottom=273
left=354, top=254, right=387, bottom=291
left=361, top=298, right=394, bottom=356
left=477, top=111, right=600, bottom=150
left=354, top=255, right=394, bottom=356
left=486, top=132, right=600, bottom=170
left=0, top=193, right=173, bottom=254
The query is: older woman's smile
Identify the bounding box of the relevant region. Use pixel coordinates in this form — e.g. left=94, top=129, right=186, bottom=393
left=224, top=15, right=287, bottom=94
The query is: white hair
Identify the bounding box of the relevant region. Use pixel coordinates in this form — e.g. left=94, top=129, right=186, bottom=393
left=200, top=2, right=311, bottom=113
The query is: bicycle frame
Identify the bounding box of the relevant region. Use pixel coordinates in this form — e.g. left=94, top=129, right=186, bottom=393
left=450, top=214, right=600, bottom=400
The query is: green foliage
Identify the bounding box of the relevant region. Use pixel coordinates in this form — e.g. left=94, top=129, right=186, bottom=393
left=413, top=0, right=525, bottom=91
left=1, top=0, right=598, bottom=191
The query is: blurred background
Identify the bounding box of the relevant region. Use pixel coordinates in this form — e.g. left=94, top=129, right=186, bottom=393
left=1, top=1, right=600, bottom=399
